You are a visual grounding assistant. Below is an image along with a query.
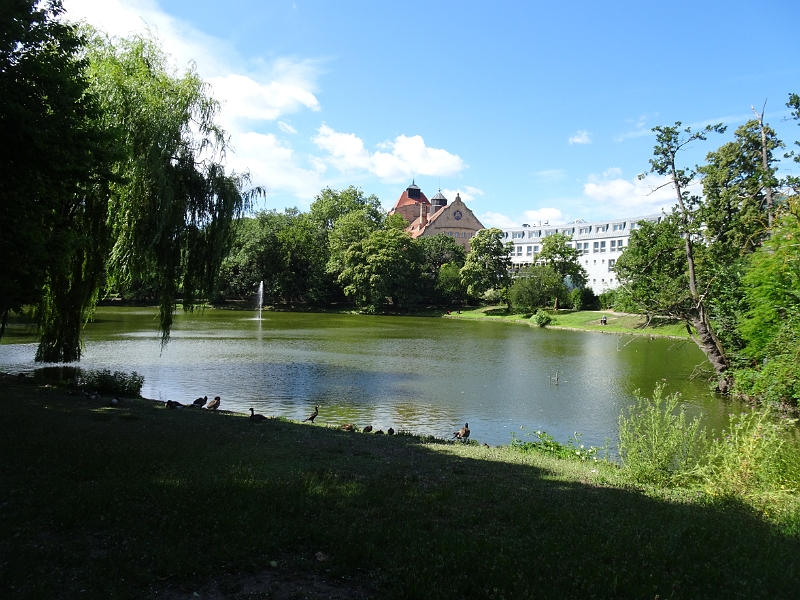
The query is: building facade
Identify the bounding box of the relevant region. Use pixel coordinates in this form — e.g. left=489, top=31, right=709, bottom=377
left=389, top=181, right=484, bottom=251
left=498, top=214, right=664, bottom=293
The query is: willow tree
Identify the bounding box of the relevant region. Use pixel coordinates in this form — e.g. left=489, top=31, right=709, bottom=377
left=33, top=31, right=259, bottom=361
left=0, top=1, right=115, bottom=359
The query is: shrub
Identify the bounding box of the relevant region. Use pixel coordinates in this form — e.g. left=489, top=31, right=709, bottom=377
left=598, top=289, right=617, bottom=310
left=571, top=287, right=598, bottom=311
left=618, top=384, right=706, bottom=484
left=79, top=368, right=144, bottom=397
left=482, top=288, right=505, bottom=305
left=533, top=312, right=552, bottom=327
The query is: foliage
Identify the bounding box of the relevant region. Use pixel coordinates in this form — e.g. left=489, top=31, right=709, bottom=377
left=704, top=407, right=799, bottom=497
left=618, top=384, right=706, bottom=485
left=87, top=31, right=257, bottom=352
left=78, top=368, right=144, bottom=396
left=338, top=229, right=423, bottom=312
left=510, top=428, right=600, bottom=461
left=571, top=287, right=599, bottom=311
left=537, top=233, right=587, bottom=308
left=597, top=289, right=616, bottom=310
left=460, top=228, right=512, bottom=300
left=0, top=1, right=115, bottom=359
left=435, top=262, right=468, bottom=305
left=509, top=265, right=566, bottom=311
left=532, top=312, right=552, bottom=327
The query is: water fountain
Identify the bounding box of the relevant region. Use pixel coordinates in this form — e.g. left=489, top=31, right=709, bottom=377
left=257, top=280, right=263, bottom=321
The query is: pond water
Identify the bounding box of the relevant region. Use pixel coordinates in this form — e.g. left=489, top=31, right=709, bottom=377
left=0, top=307, right=742, bottom=448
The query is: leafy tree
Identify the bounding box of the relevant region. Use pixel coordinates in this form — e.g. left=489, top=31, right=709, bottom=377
left=640, top=122, right=731, bottom=392
left=460, top=228, right=513, bottom=304
left=571, top=287, right=599, bottom=311
left=0, top=1, right=116, bottom=357
left=309, top=186, right=383, bottom=232
left=84, top=32, right=259, bottom=354
left=327, top=209, right=382, bottom=277
left=698, top=119, right=783, bottom=353
left=416, top=234, right=467, bottom=302
left=537, top=233, right=587, bottom=308
left=338, top=229, right=423, bottom=312
left=276, top=214, right=329, bottom=304
left=436, top=263, right=468, bottom=305
left=218, top=210, right=296, bottom=301
left=509, top=265, right=567, bottom=311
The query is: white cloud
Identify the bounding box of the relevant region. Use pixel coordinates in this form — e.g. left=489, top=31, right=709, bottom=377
left=582, top=171, right=690, bottom=216
left=278, top=121, right=298, bottom=134
left=442, top=186, right=484, bottom=202
left=568, top=130, right=592, bottom=145
left=313, top=125, right=465, bottom=182
left=522, top=208, right=565, bottom=225
left=479, top=212, right=518, bottom=228
left=227, top=132, right=325, bottom=202
left=602, top=167, right=622, bottom=178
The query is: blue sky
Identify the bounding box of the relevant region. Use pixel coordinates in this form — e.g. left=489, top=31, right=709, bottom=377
left=63, top=0, right=800, bottom=226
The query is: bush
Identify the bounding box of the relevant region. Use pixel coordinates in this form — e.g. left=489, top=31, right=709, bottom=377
left=79, top=368, right=144, bottom=397
left=570, top=287, right=598, bottom=311
left=618, top=384, right=706, bottom=484
left=482, top=288, right=505, bottom=305
left=533, top=312, right=552, bottom=327
left=598, top=289, right=617, bottom=310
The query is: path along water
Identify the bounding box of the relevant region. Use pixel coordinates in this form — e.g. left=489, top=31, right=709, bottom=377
left=0, top=307, right=741, bottom=448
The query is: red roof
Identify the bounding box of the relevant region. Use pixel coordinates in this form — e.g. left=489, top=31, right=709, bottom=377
left=391, top=189, right=430, bottom=210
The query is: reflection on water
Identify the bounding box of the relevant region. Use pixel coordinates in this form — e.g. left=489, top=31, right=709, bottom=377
left=0, top=307, right=741, bottom=447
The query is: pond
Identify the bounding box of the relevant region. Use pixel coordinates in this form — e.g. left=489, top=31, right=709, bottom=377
left=0, top=307, right=741, bottom=448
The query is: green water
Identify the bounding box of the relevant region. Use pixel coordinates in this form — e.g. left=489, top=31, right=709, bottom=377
left=0, top=307, right=740, bottom=447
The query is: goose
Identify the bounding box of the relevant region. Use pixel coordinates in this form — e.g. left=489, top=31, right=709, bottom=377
left=192, top=395, right=208, bottom=408
left=249, top=407, right=268, bottom=422
left=340, top=423, right=355, bottom=431
left=387, top=427, right=395, bottom=436
left=362, top=425, right=373, bottom=433
left=374, top=429, right=384, bottom=435
left=303, top=406, right=319, bottom=423
left=165, top=400, right=185, bottom=409
left=205, top=396, right=221, bottom=411
left=453, top=423, right=470, bottom=441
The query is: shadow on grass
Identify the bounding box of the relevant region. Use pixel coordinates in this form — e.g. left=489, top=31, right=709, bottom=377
left=1, top=379, right=798, bottom=599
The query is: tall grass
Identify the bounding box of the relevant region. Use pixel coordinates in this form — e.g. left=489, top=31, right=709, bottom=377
left=618, top=384, right=706, bottom=484
left=619, top=384, right=800, bottom=523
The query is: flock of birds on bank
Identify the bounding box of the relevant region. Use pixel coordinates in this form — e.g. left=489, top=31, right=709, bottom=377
left=79, top=391, right=471, bottom=442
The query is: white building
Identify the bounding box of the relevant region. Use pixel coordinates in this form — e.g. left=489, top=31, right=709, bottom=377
left=499, top=214, right=664, bottom=293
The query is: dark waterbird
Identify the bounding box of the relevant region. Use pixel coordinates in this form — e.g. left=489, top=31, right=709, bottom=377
left=249, top=407, right=268, bottom=422
left=192, top=395, right=208, bottom=408
left=303, top=406, right=319, bottom=423
left=165, top=400, right=185, bottom=409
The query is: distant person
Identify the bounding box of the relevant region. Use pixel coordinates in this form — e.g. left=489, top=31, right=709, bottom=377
left=601, top=315, right=607, bottom=325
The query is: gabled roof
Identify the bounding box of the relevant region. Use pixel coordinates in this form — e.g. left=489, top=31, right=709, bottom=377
left=391, top=188, right=430, bottom=210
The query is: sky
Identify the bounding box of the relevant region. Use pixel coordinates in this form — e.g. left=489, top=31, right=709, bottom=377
left=62, top=0, right=800, bottom=227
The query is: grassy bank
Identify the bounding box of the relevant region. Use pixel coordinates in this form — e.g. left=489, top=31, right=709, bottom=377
left=1, top=377, right=799, bottom=599
left=449, top=306, right=692, bottom=338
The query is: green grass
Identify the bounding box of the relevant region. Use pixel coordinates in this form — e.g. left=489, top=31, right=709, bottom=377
left=450, top=306, right=692, bottom=338
left=1, top=376, right=799, bottom=599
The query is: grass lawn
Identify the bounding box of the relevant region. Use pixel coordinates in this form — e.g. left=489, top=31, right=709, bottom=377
left=450, top=306, right=692, bottom=338
left=1, top=376, right=798, bottom=599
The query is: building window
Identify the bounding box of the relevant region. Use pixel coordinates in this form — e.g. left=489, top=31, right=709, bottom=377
left=600, top=241, right=606, bottom=252
left=593, top=241, right=599, bottom=252
left=613, top=223, right=625, bottom=231
left=580, top=226, right=592, bottom=234
left=513, top=231, right=524, bottom=239
left=516, top=246, right=523, bottom=256
left=526, top=245, right=533, bottom=256
left=608, top=259, right=616, bottom=272
left=534, top=245, right=539, bottom=253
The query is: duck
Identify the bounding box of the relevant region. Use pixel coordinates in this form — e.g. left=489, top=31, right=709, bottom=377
left=340, top=423, right=355, bottom=431
left=110, top=397, right=120, bottom=407
left=362, top=425, right=373, bottom=433
left=374, top=429, right=384, bottom=435
left=453, top=423, right=470, bottom=441
left=165, top=400, right=185, bottom=409
left=205, top=396, right=221, bottom=411
left=387, top=427, right=395, bottom=436
left=303, top=406, right=319, bottom=423
left=249, top=407, right=268, bottom=422
left=192, top=395, right=208, bottom=408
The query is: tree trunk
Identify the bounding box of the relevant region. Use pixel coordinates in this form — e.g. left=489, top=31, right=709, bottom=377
left=689, top=314, right=732, bottom=393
